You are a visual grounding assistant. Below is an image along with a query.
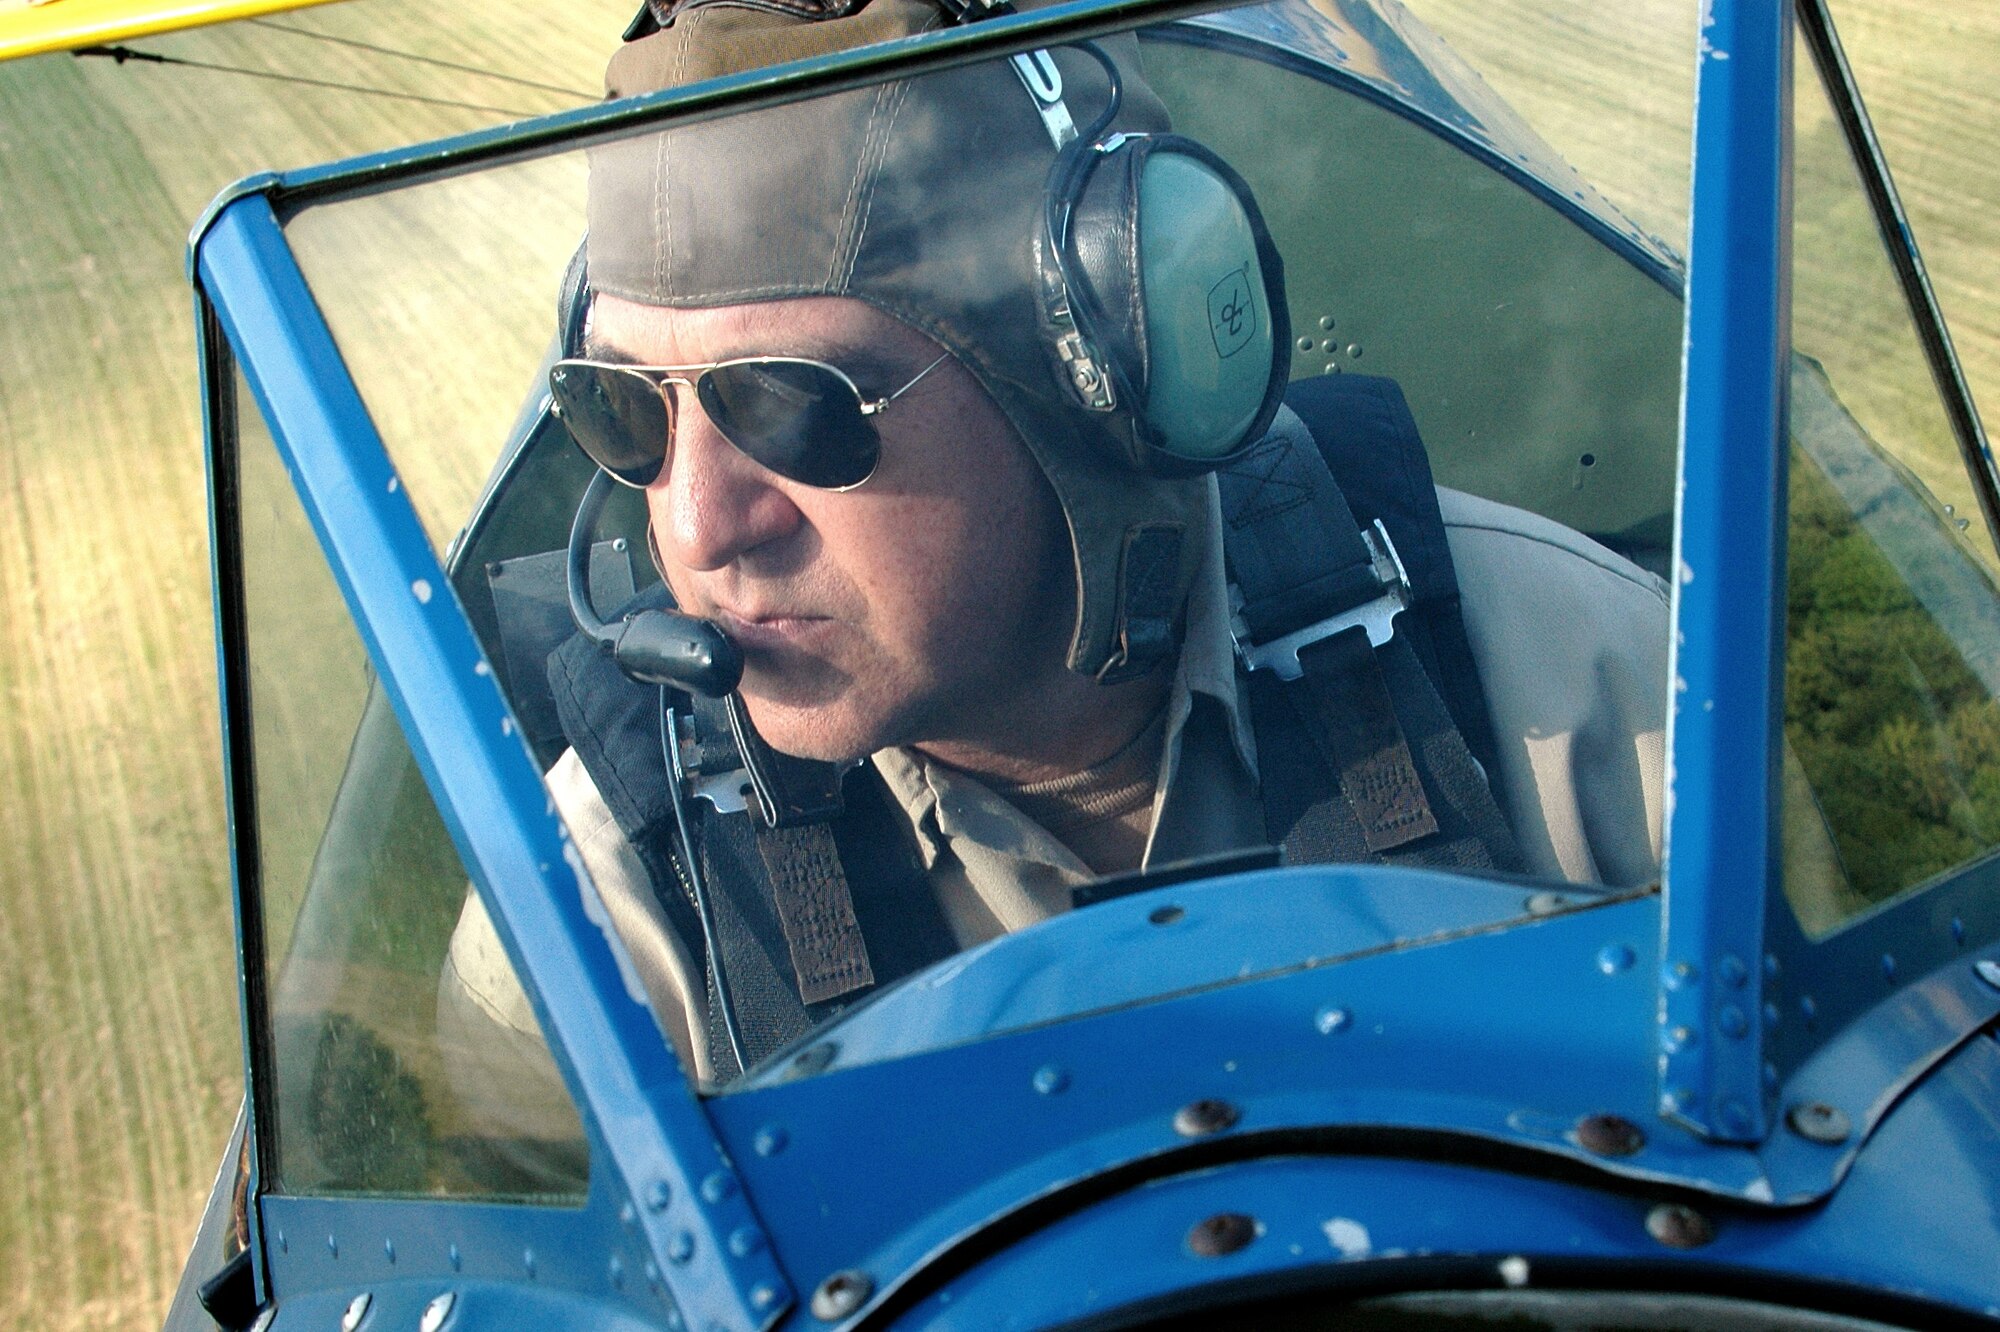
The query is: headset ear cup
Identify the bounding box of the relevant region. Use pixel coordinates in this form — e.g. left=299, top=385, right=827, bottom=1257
left=1049, top=135, right=1289, bottom=475
left=1128, top=135, right=1288, bottom=467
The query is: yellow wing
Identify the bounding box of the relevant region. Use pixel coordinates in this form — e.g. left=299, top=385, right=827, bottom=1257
left=0, top=0, right=346, bottom=62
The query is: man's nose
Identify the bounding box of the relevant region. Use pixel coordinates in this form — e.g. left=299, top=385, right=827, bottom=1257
left=649, top=395, right=803, bottom=572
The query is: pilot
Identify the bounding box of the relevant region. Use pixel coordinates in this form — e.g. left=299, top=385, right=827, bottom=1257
left=441, top=0, right=1670, bottom=1093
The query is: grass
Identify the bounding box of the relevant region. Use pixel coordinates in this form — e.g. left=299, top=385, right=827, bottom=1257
left=0, top=1, right=1995, bottom=1328
left=0, top=4, right=620, bottom=1326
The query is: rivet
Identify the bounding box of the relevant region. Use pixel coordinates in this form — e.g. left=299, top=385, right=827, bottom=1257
left=1718, top=954, right=1748, bottom=989
left=612, top=537, right=628, bottom=553
left=647, top=1180, right=671, bottom=1212
left=810, top=1270, right=873, bottom=1321
left=1662, top=1086, right=1693, bottom=1115
left=1800, top=994, right=1818, bottom=1024
left=1148, top=904, right=1184, bottom=925
left=1497, top=1255, right=1530, bottom=1287
left=328, top=1235, right=339, bottom=1259
left=753, top=1125, right=789, bottom=1157
left=277, top=1232, right=287, bottom=1255
left=1761, top=1061, right=1779, bottom=1092
left=700, top=1171, right=735, bottom=1204
left=666, top=1230, right=696, bottom=1266
left=384, top=1238, right=396, bottom=1265
left=1315, top=1006, right=1352, bottom=1035
left=1717, top=1098, right=1753, bottom=1136
left=1975, top=959, right=2000, bottom=992
left=1032, top=1065, right=1070, bottom=1095
left=728, top=1226, right=765, bottom=1258
left=419, top=1292, right=456, bottom=1332
left=788, top=1043, right=837, bottom=1078
left=1762, top=1001, right=1781, bottom=1031
left=610, top=1255, right=625, bottom=1289
left=1319, top=315, right=1336, bottom=330
left=1574, top=1113, right=1645, bottom=1158
left=1662, top=1024, right=1696, bottom=1054
left=1664, top=959, right=1698, bottom=990
left=750, top=1284, right=782, bottom=1312
left=1173, top=1098, right=1241, bottom=1138
left=1296, top=337, right=1315, bottom=352
left=1186, top=1212, right=1258, bottom=1257
left=1787, top=1101, right=1851, bottom=1145
left=523, top=1248, right=536, bottom=1279
left=1763, top=953, right=1781, bottom=982
left=340, top=1292, right=372, bottom=1332
left=1950, top=917, right=1965, bottom=946
left=447, top=1243, right=460, bottom=1272
left=1524, top=891, right=1568, bottom=916
left=1882, top=953, right=1897, bottom=981
left=1645, top=1202, right=1714, bottom=1249
left=1718, top=1005, right=1748, bottom=1038
left=1346, top=343, right=1363, bottom=358
left=1596, top=944, right=1635, bottom=975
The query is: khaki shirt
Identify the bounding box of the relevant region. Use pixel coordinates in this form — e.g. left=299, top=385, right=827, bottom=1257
left=442, top=485, right=1669, bottom=1087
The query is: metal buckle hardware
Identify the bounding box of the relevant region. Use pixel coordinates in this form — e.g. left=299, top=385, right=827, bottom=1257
left=667, top=709, right=752, bottom=815
left=1049, top=306, right=1116, bottom=411
left=1009, top=50, right=1077, bottom=148
left=1231, top=519, right=1411, bottom=681
left=937, top=0, right=1015, bottom=21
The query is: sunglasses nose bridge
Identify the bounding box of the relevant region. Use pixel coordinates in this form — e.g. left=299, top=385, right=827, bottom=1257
left=638, top=371, right=713, bottom=489
left=661, top=371, right=771, bottom=489
left=647, top=370, right=695, bottom=419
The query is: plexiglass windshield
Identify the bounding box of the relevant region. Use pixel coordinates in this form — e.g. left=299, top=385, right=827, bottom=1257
left=263, top=0, right=1697, bottom=1108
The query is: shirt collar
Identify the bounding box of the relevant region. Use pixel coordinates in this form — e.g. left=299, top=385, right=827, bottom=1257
left=874, top=479, right=1256, bottom=872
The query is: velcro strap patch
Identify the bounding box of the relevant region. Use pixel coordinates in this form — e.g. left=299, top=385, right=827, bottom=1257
left=755, top=823, right=876, bottom=1004
left=1296, top=628, right=1438, bottom=852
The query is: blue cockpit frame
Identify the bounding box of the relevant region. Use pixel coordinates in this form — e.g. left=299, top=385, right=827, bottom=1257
left=187, top=0, right=2000, bottom=1327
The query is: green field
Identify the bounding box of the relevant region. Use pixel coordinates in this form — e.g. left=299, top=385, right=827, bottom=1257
left=0, top=4, right=620, bottom=1326
left=0, top=1, right=1996, bottom=1328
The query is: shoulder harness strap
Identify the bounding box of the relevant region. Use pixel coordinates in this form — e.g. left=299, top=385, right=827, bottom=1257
left=546, top=589, right=955, bottom=1079
left=1218, top=376, right=1524, bottom=873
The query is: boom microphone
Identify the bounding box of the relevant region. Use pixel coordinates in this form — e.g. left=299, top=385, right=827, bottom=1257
left=567, top=469, right=744, bottom=697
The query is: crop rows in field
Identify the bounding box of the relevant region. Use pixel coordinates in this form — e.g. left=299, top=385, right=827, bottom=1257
left=0, top=3, right=621, bottom=1326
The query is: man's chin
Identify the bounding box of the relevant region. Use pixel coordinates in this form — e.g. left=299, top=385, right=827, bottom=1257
left=734, top=694, right=880, bottom=764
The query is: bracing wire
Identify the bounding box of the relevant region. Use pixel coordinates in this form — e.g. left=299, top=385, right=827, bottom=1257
left=245, top=18, right=598, bottom=101
left=73, top=44, right=550, bottom=119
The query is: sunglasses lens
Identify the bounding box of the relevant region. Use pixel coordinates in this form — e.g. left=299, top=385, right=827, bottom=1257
left=550, top=363, right=670, bottom=486
left=700, top=360, right=880, bottom=489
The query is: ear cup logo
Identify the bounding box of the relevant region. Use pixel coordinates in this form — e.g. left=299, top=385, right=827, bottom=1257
left=1207, top=264, right=1256, bottom=358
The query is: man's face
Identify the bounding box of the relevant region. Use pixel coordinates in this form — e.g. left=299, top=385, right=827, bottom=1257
left=589, top=293, right=1075, bottom=763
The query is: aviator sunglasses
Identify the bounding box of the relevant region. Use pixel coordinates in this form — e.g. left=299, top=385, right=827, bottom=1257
left=549, top=351, right=950, bottom=491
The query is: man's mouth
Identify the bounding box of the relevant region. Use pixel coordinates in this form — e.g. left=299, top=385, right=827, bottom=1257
left=709, top=604, right=832, bottom=651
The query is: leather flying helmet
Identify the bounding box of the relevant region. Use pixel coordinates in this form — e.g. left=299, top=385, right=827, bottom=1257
left=585, top=0, right=1288, bottom=680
